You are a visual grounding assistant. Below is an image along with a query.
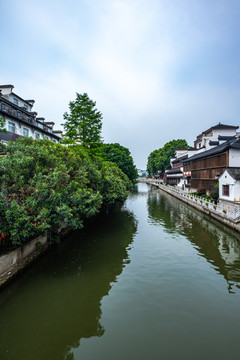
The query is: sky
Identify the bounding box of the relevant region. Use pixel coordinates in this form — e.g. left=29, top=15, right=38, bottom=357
left=1, top=0, right=240, bottom=169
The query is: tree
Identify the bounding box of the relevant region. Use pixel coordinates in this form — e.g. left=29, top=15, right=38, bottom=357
left=0, top=138, right=131, bottom=246
left=62, top=93, right=103, bottom=151
left=0, top=117, right=7, bottom=134
left=101, top=143, right=138, bottom=183
left=147, top=139, right=189, bottom=175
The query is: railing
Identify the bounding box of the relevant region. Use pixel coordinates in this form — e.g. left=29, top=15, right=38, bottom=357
left=0, top=100, right=52, bottom=134
left=147, top=181, right=240, bottom=222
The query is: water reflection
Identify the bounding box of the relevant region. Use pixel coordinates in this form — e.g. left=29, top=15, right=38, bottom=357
left=147, top=185, right=240, bottom=294
left=0, top=206, right=137, bottom=360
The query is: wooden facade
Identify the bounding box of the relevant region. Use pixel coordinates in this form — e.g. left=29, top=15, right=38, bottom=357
left=184, top=151, right=229, bottom=192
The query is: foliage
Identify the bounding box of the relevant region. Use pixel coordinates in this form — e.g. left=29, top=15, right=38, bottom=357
left=0, top=116, right=7, bottom=134
left=197, top=188, right=206, bottom=196
left=100, top=143, right=138, bottom=183
left=0, top=138, right=130, bottom=246
left=147, top=139, right=189, bottom=175
left=62, top=93, right=103, bottom=153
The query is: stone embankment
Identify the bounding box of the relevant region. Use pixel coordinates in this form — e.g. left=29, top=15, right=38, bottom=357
left=0, top=223, right=70, bottom=289
left=0, top=235, right=49, bottom=288
left=142, top=179, right=240, bottom=233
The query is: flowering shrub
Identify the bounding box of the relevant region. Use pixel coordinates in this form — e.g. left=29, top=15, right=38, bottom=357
left=205, top=202, right=209, bottom=206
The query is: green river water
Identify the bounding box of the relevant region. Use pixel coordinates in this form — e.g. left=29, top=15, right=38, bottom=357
left=0, top=182, right=240, bottom=360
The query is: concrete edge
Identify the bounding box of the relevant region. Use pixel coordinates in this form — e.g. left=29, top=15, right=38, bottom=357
left=148, top=182, right=240, bottom=233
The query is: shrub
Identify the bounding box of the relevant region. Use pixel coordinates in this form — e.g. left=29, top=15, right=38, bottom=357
left=0, top=138, right=131, bottom=245
left=197, top=188, right=206, bottom=196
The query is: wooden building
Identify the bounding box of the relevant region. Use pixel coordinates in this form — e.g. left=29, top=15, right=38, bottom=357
left=183, top=137, right=240, bottom=193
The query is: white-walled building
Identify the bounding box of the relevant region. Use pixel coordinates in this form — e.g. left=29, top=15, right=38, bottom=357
left=219, top=168, right=240, bottom=202
left=194, top=123, right=238, bottom=150
left=0, top=85, right=62, bottom=143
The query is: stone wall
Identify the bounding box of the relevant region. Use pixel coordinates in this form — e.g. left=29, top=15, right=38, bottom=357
left=0, top=235, right=47, bottom=278
left=144, top=180, right=240, bottom=233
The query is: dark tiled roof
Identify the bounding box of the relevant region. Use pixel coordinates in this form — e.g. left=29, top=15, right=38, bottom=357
left=0, top=131, right=23, bottom=141
left=211, top=123, right=239, bottom=130
left=183, top=137, right=240, bottom=163
left=171, top=154, right=188, bottom=164
left=194, top=123, right=239, bottom=142
left=209, top=141, right=219, bottom=146
left=166, top=166, right=182, bottom=175
left=226, top=168, right=240, bottom=180
left=218, top=135, right=236, bottom=141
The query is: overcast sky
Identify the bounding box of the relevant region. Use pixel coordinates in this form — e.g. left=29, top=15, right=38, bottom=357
left=1, top=0, right=240, bottom=169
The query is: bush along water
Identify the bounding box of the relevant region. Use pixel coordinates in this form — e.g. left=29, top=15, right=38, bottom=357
left=0, top=138, right=131, bottom=247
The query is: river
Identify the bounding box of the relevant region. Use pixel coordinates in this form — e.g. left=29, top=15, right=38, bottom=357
left=0, top=182, right=240, bottom=360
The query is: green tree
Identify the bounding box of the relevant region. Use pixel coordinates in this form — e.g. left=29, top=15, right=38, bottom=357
left=101, top=143, right=138, bottom=183
left=0, top=117, right=7, bottom=134
left=62, top=93, right=103, bottom=152
left=0, top=117, right=7, bottom=153
left=0, top=138, right=131, bottom=246
left=147, top=139, right=189, bottom=175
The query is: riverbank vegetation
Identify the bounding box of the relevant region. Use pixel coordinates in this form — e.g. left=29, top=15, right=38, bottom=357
left=0, top=93, right=137, bottom=249
left=0, top=138, right=132, bottom=247
left=147, top=139, right=189, bottom=175
left=101, top=143, right=138, bottom=183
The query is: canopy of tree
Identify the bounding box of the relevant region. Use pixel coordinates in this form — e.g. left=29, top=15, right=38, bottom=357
left=62, top=93, right=103, bottom=152
left=0, top=138, right=131, bottom=246
left=147, top=139, right=189, bottom=175
left=101, top=143, right=138, bottom=183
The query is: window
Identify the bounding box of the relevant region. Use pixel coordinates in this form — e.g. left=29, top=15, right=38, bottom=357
left=222, top=185, right=229, bottom=196
left=13, top=98, right=18, bottom=105
left=35, top=133, right=40, bottom=139
left=23, top=104, right=28, bottom=111
left=8, top=121, right=15, bottom=133
left=23, top=127, right=29, bottom=137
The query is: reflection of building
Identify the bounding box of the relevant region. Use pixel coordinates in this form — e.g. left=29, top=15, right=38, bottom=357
left=0, top=84, right=62, bottom=143
left=147, top=188, right=240, bottom=293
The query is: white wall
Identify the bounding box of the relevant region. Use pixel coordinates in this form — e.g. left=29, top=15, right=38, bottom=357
left=219, top=170, right=236, bottom=201
left=196, top=128, right=238, bottom=150
left=8, top=94, right=32, bottom=111
left=229, top=148, right=240, bottom=167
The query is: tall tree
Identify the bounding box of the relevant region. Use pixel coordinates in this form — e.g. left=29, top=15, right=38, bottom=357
left=147, top=139, right=189, bottom=175
left=101, top=143, right=138, bottom=183
left=62, top=93, right=103, bottom=151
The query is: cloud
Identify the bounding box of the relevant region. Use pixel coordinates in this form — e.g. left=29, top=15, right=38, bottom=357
left=1, top=0, right=240, bottom=168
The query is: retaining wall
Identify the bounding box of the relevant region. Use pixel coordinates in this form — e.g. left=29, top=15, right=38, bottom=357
left=0, top=235, right=48, bottom=285
left=145, top=180, right=240, bottom=233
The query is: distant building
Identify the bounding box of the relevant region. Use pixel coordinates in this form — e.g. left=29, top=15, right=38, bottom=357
left=165, top=149, right=188, bottom=187
left=0, top=85, right=62, bottom=143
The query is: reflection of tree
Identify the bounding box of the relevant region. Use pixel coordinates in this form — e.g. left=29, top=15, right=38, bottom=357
left=147, top=187, right=240, bottom=294
left=0, top=206, right=137, bottom=360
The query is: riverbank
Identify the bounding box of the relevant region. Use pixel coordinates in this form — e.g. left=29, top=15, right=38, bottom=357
left=0, top=235, right=50, bottom=289
left=143, top=179, right=240, bottom=233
